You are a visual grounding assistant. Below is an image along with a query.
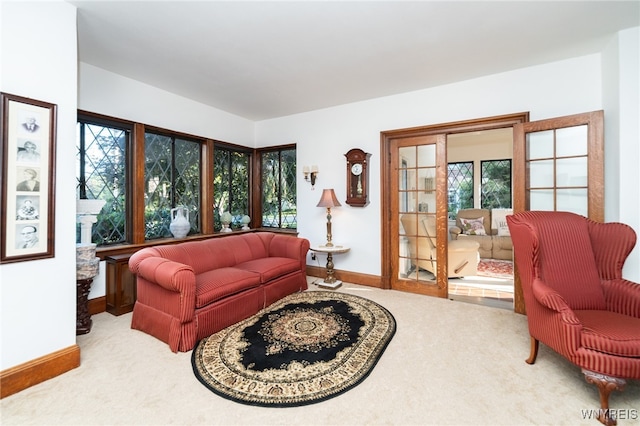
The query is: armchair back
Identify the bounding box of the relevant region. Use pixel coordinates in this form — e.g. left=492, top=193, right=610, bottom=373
left=508, top=211, right=607, bottom=310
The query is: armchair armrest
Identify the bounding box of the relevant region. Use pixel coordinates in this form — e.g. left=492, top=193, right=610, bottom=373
left=601, top=279, right=640, bottom=318
left=449, top=226, right=462, bottom=239
left=531, top=278, right=580, bottom=325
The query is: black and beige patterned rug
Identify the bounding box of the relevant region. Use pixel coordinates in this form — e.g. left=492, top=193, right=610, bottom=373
left=191, top=291, right=396, bottom=407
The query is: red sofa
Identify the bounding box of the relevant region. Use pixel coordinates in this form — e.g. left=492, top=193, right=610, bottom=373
left=128, top=232, right=310, bottom=352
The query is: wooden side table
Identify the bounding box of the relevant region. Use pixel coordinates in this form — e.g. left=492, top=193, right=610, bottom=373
left=105, top=254, right=137, bottom=315
left=310, top=244, right=350, bottom=289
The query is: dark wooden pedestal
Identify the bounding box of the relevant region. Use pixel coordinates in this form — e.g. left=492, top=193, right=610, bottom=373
left=106, top=254, right=137, bottom=316
left=76, top=278, right=94, bottom=335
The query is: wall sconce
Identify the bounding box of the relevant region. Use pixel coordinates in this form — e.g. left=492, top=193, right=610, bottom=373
left=303, top=165, right=319, bottom=189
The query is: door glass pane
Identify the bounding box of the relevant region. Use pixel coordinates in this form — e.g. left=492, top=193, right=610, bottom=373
left=399, top=146, right=416, bottom=167
left=557, top=188, right=588, bottom=216
left=529, top=189, right=554, bottom=210
left=417, top=145, right=435, bottom=167
left=556, top=125, right=587, bottom=157
left=399, top=212, right=437, bottom=283
left=529, top=160, right=554, bottom=187
left=527, top=130, right=554, bottom=159
left=556, top=157, right=587, bottom=187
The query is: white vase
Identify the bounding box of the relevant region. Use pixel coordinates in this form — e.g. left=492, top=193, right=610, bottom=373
left=170, top=206, right=190, bottom=238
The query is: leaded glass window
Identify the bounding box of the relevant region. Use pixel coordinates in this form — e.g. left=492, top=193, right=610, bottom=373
left=213, top=146, right=250, bottom=231
left=261, top=147, right=297, bottom=229
left=144, top=132, right=201, bottom=239
left=447, top=162, right=473, bottom=219
left=76, top=119, right=129, bottom=245
left=481, top=159, right=512, bottom=209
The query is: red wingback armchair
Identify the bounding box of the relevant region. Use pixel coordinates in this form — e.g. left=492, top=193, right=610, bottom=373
left=507, top=211, right=640, bottom=426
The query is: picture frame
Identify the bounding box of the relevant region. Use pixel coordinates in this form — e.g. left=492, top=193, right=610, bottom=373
left=1, top=93, right=57, bottom=263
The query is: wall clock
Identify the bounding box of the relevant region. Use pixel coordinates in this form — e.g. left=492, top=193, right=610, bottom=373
left=345, top=148, right=371, bottom=207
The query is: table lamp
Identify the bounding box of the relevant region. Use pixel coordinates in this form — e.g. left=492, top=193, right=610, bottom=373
left=317, top=188, right=341, bottom=247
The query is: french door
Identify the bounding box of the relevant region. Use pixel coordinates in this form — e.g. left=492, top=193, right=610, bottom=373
left=380, top=111, right=602, bottom=314
left=512, top=110, right=604, bottom=312
left=389, top=134, right=448, bottom=297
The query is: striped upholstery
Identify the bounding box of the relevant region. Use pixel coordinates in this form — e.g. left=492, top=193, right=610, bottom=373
left=507, top=211, right=640, bottom=381
left=129, top=232, right=310, bottom=352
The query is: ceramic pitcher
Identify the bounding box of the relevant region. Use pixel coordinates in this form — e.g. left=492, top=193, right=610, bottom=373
left=170, top=206, right=190, bottom=238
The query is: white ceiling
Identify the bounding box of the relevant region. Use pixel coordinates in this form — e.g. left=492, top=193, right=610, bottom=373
left=70, top=1, right=639, bottom=121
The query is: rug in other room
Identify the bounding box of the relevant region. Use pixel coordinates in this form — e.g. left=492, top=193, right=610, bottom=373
left=191, top=290, right=396, bottom=407
left=477, top=259, right=514, bottom=279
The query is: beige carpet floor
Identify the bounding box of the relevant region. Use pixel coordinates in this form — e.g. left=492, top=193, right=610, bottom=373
left=1, top=280, right=638, bottom=425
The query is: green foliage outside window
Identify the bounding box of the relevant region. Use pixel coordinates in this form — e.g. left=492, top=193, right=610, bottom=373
left=447, top=162, right=474, bottom=220
left=76, top=121, right=128, bottom=245
left=144, top=132, right=201, bottom=239
left=213, top=148, right=250, bottom=231
left=481, top=159, right=512, bottom=209
left=262, top=148, right=297, bottom=229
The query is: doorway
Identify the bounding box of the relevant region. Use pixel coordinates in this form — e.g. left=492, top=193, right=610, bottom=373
left=446, top=128, right=514, bottom=309
left=381, top=110, right=604, bottom=314
left=380, top=112, right=530, bottom=308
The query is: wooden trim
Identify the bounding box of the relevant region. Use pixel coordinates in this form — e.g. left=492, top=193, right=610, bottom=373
left=382, top=112, right=530, bottom=138
left=88, top=295, right=106, bottom=315
left=201, top=140, right=215, bottom=234
left=306, top=266, right=383, bottom=289
left=1, top=345, right=80, bottom=399
left=251, top=148, right=261, bottom=230
left=131, top=123, right=146, bottom=244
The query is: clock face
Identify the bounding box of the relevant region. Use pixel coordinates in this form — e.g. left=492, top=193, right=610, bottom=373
left=351, top=163, right=363, bottom=176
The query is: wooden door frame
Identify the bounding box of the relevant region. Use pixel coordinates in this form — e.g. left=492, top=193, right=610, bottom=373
left=380, top=112, right=530, bottom=307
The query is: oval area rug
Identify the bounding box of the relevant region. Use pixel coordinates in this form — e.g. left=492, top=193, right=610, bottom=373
left=191, top=290, right=396, bottom=407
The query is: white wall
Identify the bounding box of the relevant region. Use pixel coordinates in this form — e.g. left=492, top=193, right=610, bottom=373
left=256, top=54, right=612, bottom=277
left=602, top=27, right=640, bottom=279
left=0, top=1, right=78, bottom=370
left=79, top=63, right=255, bottom=146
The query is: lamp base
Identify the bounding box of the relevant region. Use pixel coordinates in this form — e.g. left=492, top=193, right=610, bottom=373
left=318, top=280, right=342, bottom=289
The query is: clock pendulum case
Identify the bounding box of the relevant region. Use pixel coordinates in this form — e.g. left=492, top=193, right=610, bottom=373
left=344, top=148, right=371, bottom=207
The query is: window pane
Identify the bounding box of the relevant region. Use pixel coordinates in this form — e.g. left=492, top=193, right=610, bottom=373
left=556, top=125, right=587, bottom=157
left=175, top=138, right=201, bottom=233
left=556, top=157, right=587, bottom=187
left=230, top=151, right=249, bottom=222
left=214, top=146, right=250, bottom=231
left=557, top=188, right=588, bottom=216
left=481, top=159, right=511, bottom=210
left=144, top=133, right=172, bottom=239
left=76, top=121, right=127, bottom=245
left=529, top=189, right=554, bottom=211
left=447, top=162, right=473, bottom=220
left=527, top=130, right=554, bottom=160
left=529, top=160, right=554, bottom=188
left=261, top=148, right=297, bottom=229
left=145, top=133, right=202, bottom=239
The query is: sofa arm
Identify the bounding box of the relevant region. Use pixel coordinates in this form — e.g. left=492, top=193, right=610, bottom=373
left=135, top=257, right=195, bottom=293
left=449, top=226, right=462, bottom=239
left=132, top=257, right=197, bottom=323
left=268, top=234, right=310, bottom=269
left=531, top=278, right=580, bottom=325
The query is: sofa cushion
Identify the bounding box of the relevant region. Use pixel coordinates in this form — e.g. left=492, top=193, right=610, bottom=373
left=235, top=257, right=301, bottom=284
left=195, top=267, right=261, bottom=308
left=575, top=310, right=640, bottom=357
left=460, top=217, right=487, bottom=235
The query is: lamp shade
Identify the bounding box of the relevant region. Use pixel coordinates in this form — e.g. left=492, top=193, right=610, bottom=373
left=316, top=189, right=341, bottom=208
